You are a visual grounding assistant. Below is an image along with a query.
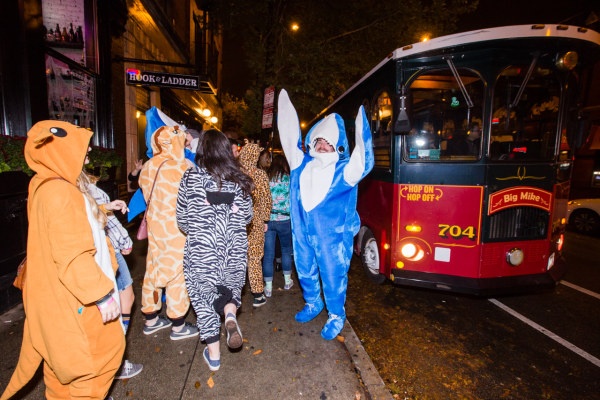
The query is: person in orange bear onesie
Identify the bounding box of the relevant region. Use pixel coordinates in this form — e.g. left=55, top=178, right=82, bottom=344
left=138, top=125, right=198, bottom=339
left=1, top=121, right=125, bottom=400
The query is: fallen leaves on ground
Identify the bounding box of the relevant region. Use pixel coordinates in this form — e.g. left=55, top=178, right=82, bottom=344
left=253, top=349, right=263, bottom=356
left=207, top=376, right=215, bottom=388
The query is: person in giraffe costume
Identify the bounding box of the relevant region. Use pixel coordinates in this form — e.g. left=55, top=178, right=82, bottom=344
left=138, top=125, right=199, bottom=340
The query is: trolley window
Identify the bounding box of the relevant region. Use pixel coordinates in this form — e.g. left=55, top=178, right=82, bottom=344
left=404, top=68, right=484, bottom=162
left=490, top=60, right=561, bottom=162
left=371, top=90, right=393, bottom=169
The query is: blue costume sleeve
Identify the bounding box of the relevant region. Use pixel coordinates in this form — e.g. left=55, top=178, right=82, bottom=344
left=127, top=188, right=146, bottom=222
left=184, top=148, right=195, bottom=163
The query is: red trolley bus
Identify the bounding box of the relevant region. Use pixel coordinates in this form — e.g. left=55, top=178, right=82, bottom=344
left=315, top=25, right=600, bottom=295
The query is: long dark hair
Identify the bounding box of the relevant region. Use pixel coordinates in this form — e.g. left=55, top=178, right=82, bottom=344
left=268, top=154, right=290, bottom=181
left=196, top=129, right=254, bottom=195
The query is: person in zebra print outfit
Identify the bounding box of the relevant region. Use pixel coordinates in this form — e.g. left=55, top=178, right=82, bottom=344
left=176, top=129, right=254, bottom=371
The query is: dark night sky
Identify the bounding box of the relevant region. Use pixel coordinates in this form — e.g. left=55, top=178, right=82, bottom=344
left=220, top=0, right=599, bottom=97
left=458, top=0, right=597, bottom=31
left=221, top=29, right=251, bottom=98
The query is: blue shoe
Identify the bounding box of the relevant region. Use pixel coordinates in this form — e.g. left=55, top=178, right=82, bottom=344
left=294, top=298, right=324, bottom=323
left=203, top=347, right=220, bottom=371
left=321, top=313, right=345, bottom=340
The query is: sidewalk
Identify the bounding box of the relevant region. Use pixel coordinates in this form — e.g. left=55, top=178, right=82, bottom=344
left=0, top=238, right=392, bottom=400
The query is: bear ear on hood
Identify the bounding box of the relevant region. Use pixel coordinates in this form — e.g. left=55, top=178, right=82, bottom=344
left=29, top=123, right=60, bottom=146
left=33, top=134, right=54, bottom=147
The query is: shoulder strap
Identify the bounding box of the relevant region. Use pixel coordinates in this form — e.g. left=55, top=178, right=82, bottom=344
left=145, top=160, right=169, bottom=208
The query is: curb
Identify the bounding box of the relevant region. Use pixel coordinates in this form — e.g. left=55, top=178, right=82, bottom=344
left=343, top=321, right=394, bottom=400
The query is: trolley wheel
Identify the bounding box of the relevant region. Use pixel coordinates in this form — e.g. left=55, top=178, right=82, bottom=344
left=569, top=209, right=600, bottom=235
left=360, top=229, right=386, bottom=284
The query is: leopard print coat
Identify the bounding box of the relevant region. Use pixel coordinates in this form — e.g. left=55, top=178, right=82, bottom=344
left=239, top=143, right=272, bottom=294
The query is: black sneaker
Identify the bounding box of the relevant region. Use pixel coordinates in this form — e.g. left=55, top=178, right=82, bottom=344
left=253, top=293, right=267, bottom=308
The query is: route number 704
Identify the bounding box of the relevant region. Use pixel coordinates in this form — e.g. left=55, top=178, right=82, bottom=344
left=438, top=224, right=476, bottom=240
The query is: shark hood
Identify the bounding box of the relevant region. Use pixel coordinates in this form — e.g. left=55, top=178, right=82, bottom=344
left=305, top=113, right=350, bottom=166
left=25, top=120, right=93, bottom=185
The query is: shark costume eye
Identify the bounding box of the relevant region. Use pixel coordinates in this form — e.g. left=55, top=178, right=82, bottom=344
left=337, top=146, right=344, bottom=153
left=49, top=127, right=67, bottom=137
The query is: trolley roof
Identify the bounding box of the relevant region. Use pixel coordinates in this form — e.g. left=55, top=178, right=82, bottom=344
left=320, top=24, right=600, bottom=117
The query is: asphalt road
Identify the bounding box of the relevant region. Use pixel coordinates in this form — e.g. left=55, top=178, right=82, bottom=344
left=345, top=231, right=600, bottom=400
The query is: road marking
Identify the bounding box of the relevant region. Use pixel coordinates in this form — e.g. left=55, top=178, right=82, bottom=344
left=489, top=298, right=600, bottom=368
left=560, top=280, right=600, bottom=300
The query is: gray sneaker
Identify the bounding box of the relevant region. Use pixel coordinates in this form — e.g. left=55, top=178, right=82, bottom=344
left=170, top=322, right=200, bottom=341
left=115, top=360, right=143, bottom=379
left=224, top=313, right=243, bottom=349
left=143, top=315, right=172, bottom=335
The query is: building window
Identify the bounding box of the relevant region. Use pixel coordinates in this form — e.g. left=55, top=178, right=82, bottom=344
left=42, top=0, right=102, bottom=144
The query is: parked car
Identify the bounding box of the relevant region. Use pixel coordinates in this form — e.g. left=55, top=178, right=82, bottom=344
left=566, top=198, right=600, bottom=235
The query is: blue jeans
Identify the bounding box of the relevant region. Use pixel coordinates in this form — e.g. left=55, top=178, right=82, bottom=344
left=262, top=219, right=293, bottom=281
left=115, top=251, right=133, bottom=291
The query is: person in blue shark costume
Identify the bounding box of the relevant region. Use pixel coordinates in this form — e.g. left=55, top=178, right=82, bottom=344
left=127, top=107, right=196, bottom=222
left=276, top=89, right=374, bottom=340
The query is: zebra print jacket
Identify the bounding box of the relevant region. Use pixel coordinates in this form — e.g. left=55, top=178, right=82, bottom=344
left=176, top=166, right=253, bottom=283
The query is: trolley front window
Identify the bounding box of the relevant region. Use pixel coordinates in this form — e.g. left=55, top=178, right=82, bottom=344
left=490, top=59, right=561, bottom=162
left=404, top=68, right=484, bottom=161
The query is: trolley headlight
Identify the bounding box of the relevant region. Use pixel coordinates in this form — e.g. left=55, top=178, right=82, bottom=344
left=506, top=248, right=524, bottom=266
left=400, top=242, right=425, bottom=261
left=401, top=243, right=417, bottom=258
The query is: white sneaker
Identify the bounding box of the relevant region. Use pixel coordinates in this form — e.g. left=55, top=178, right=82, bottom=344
left=264, top=287, right=272, bottom=297
left=284, top=280, right=294, bottom=290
